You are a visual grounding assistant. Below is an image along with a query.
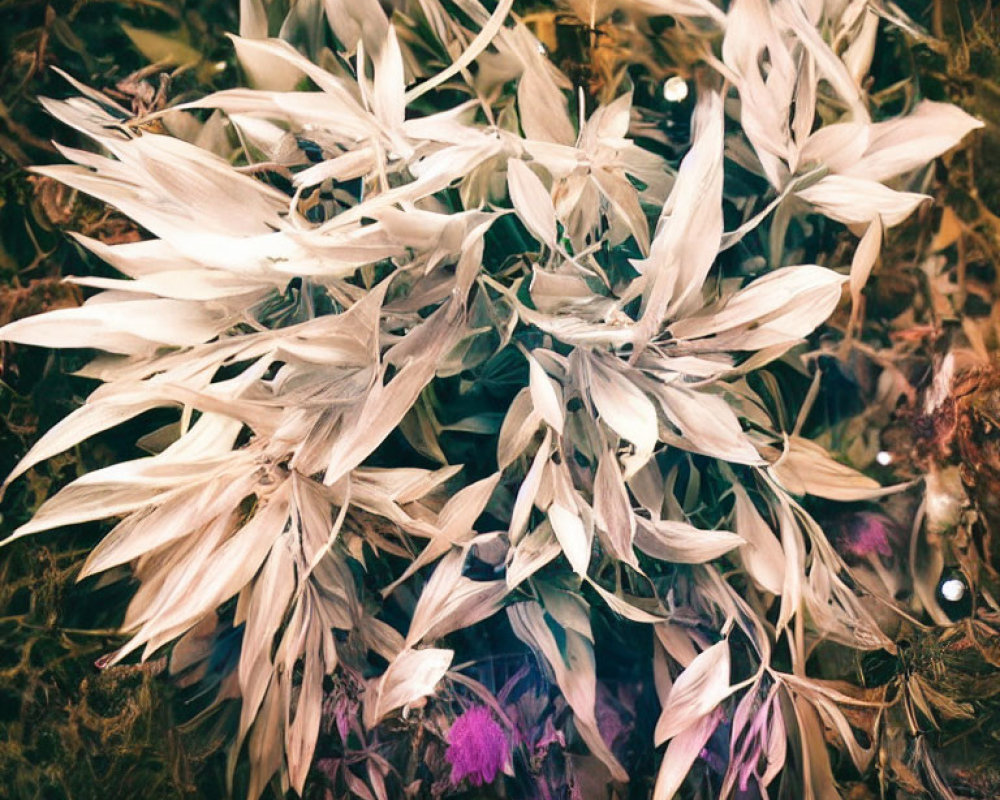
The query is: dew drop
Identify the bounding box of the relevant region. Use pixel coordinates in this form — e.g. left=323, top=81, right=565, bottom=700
left=663, top=76, right=689, bottom=103
left=940, top=577, right=965, bottom=603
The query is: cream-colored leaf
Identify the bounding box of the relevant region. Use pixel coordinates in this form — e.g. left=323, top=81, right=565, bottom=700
left=404, top=0, right=515, bottom=103
left=0, top=297, right=230, bottom=352
left=286, top=622, right=326, bottom=793
left=587, top=579, right=665, bottom=623
left=635, top=518, right=743, bottom=564
left=653, top=709, right=723, bottom=800
left=776, top=500, right=804, bottom=633
left=528, top=353, right=565, bottom=434
left=508, top=430, right=552, bottom=545
left=231, top=35, right=304, bottom=91
left=247, top=679, right=284, bottom=800
left=506, top=521, right=561, bottom=589
left=655, top=640, right=732, bottom=744
left=634, top=88, right=724, bottom=343
left=849, top=215, right=882, bottom=327
left=324, top=306, right=461, bottom=486
left=771, top=435, right=905, bottom=501
left=406, top=549, right=507, bottom=646
left=732, top=483, right=784, bottom=595
left=588, top=355, right=658, bottom=459
left=497, top=387, right=543, bottom=469
left=842, top=100, right=984, bottom=183
left=507, top=601, right=628, bottom=781
left=364, top=647, right=453, bottom=727
left=593, top=452, right=638, bottom=567
left=628, top=0, right=727, bottom=25
left=373, top=25, right=406, bottom=128
left=548, top=501, right=592, bottom=576
left=796, top=174, right=929, bottom=227
left=507, top=159, right=558, bottom=249
left=657, top=385, right=763, bottom=465
left=670, top=265, right=846, bottom=350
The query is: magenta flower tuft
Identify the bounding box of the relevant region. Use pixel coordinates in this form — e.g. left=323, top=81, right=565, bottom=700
left=446, top=705, right=508, bottom=787
left=838, top=511, right=894, bottom=558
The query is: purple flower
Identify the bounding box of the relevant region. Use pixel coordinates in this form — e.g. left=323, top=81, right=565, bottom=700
left=446, top=705, right=508, bottom=787
left=838, top=511, right=894, bottom=558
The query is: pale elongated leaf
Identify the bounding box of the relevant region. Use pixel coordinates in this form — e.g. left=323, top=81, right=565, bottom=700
left=118, top=480, right=295, bottom=661
left=508, top=430, right=552, bottom=545
left=506, top=521, right=561, bottom=589
left=669, top=265, right=846, bottom=350
left=372, top=25, right=406, bottom=129
left=8, top=418, right=245, bottom=540
left=633, top=89, right=724, bottom=343
left=628, top=0, right=726, bottom=25
left=324, top=306, right=462, bottom=486
left=796, top=174, right=929, bottom=226
left=322, top=0, right=388, bottom=55
left=762, top=692, right=788, bottom=786
left=848, top=215, right=882, bottom=328
left=507, top=159, right=558, bottom=249
left=247, top=678, right=284, bottom=800
left=657, top=385, right=762, bottom=465
left=364, top=648, right=453, bottom=727
left=239, top=541, right=296, bottom=739
left=79, top=473, right=254, bottom=578
left=635, top=519, right=743, bottom=564
left=841, top=100, right=984, bottom=183
left=842, top=6, right=879, bottom=84
left=405, top=549, right=507, bottom=646
left=773, top=0, right=867, bottom=122
left=587, top=355, right=658, bottom=460
left=527, top=352, right=564, bottom=434
left=653, top=709, right=723, bottom=800
left=382, top=473, right=501, bottom=595
left=771, top=436, right=905, bottom=501
left=592, top=452, right=637, bottom=567
left=285, top=618, right=327, bottom=794
left=548, top=493, right=592, bottom=576
left=497, top=387, right=543, bottom=469
left=792, top=693, right=843, bottom=800
left=239, top=0, right=267, bottom=37
left=231, top=35, right=304, bottom=91
left=775, top=500, right=804, bottom=634
left=507, top=601, right=628, bottom=781
left=655, top=640, right=732, bottom=744
left=781, top=674, right=884, bottom=771
left=404, top=0, right=516, bottom=103
left=3, top=391, right=169, bottom=490
left=590, top=165, right=650, bottom=255
left=732, top=483, right=784, bottom=595
left=0, top=296, right=230, bottom=352
left=722, top=0, right=795, bottom=186
left=586, top=579, right=666, bottom=623
left=799, top=121, right=870, bottom=173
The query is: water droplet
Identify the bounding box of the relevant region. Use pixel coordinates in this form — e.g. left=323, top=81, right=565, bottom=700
left=940, top=577, right=965, bottom=603
left=663, top=76, right=689, bottom=103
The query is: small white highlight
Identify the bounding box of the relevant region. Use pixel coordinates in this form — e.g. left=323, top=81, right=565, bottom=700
left=536, top=41, right=546, bottom=55
left=663, top=76, right=689, bottom=103
left=214, top=61, right=228, bottom=72
left=940, top=577, right=965, bottom=603
left=876, top=450, right=893, bottom=466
